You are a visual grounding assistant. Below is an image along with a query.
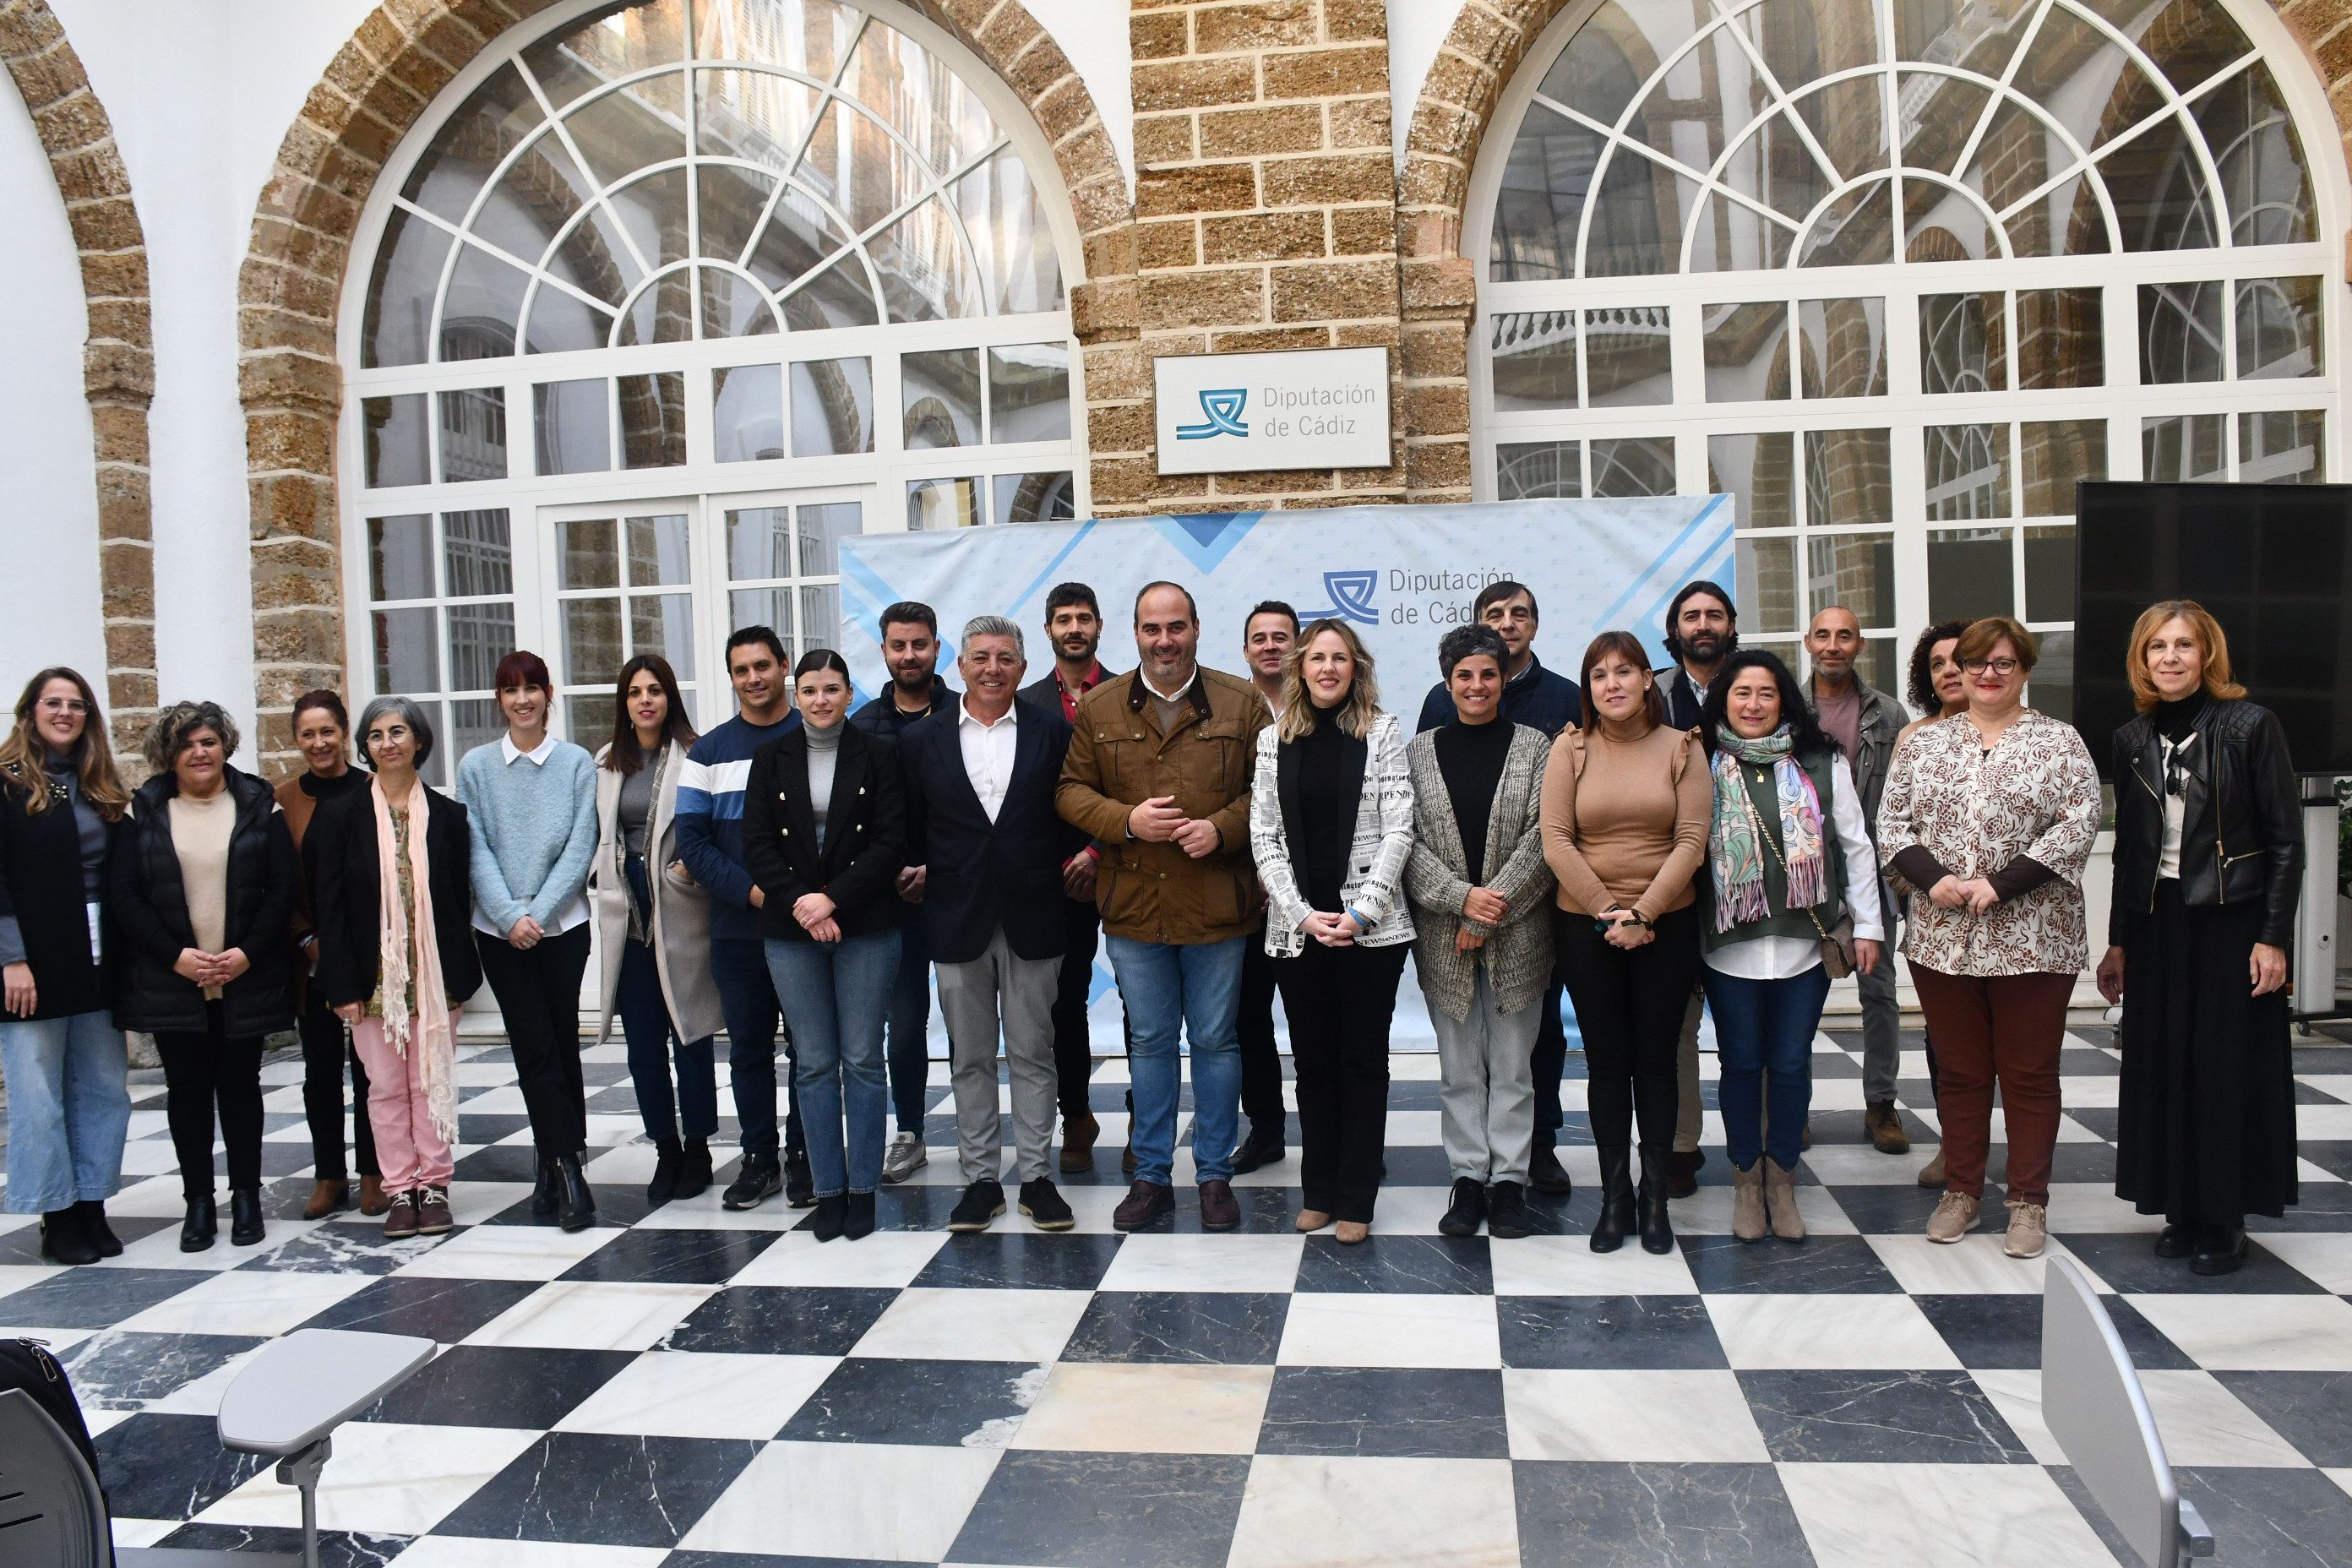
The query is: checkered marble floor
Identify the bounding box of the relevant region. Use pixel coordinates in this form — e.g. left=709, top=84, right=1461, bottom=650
left=3, top=1026, right=2351, bottom=1567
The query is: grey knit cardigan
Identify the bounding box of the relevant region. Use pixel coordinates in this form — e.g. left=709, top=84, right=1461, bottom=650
left=1402, top=722, right=1556, bottom=1022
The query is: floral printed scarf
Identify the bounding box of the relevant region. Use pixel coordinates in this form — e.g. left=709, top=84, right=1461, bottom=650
left=1709, top=725, right=1827, bottom=931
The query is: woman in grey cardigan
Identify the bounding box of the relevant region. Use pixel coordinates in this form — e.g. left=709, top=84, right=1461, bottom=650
left=1405, top=626, right=1555, bottom=1240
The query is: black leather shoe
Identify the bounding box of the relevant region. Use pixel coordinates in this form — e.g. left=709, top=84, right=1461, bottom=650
left=647, top=1140, right=684, bottom=1206
left=675, top=1139, right=713, bottom=1200
left=39, top=1207, right=99, bottom=1266
left=1487, top=1181, right=1533, bottom=1240
left=949, top=1179, right=1006, bottom=1233
left=75, top=1200, right=122, bottom=1258
left=810, top=1193, right=847, bottom=1241
left=1230, top=1122, right=1287, bottom=1175
left=1635, top=1145, right=1675, bottom=1255
left=531, top=1152, right=562, bottom=1217
left=229, top=1188, right=266, bottom=1247
left=725, top=1153, right=782, bottom=1211
left=2190, top=1226, right=2248, bottom=1277
left=2154, top=1223, right=2197, bottom=1259
left=784, top=1151, right=815, bottom=1209
left=1019, top=1179, right=1075, bottom=1231
left=1528, top=1144, right=1573, bottom=1196
left=555, top=1154, right=597, bottom=1233
left=1667, top=1148, right=1703, bottom=1200
left=842, top=1191, right=876, bottom=1240
left=1438, top=1178, right=1487, bottom=1237
left=180, top=1195, right=217, bottom=1253
left=1588, top=1146, right=1633, bottom=1253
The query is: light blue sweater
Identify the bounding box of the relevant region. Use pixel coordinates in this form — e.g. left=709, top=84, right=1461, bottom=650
left=454, top=736, right=600, bottom=934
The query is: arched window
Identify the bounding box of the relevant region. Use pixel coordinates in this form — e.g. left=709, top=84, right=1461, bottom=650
left=1472, top=0, right=2338, bottom=709
left=346, top=0, right=1080, bottom=773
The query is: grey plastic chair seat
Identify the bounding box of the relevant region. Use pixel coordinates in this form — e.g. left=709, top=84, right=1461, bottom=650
left=212, top=1329, right=436, bottom=1457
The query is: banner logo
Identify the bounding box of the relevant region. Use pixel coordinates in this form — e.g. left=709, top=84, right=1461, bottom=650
left=1175, top=388, right=1249, bottom=441
left=1297, top=569, right=1379, bottom=626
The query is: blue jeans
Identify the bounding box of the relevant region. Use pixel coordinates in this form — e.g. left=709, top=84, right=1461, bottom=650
left=1105, top=934, right=1246, bottom=1185
left=1703, top=963, right=1832, bottom=1173
left=712, top=936, right=801, bottom=1158
left=885, top=907, right=933, bottom=1135
left=1, top=1010, right=131, bottom=1213
left=767, top=929, right=901, bottom=1198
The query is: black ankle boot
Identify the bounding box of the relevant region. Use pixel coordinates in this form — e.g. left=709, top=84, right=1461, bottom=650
left=531, top=1151, right=562, bottom=1217
left=1589, top=1145, right=1634, bottom=1253
left=40, top=1206, right=99, bottom=1266
left=843, top=1190, right=876, bottom=1240
left=811, top=1193, right=847, bottom=1242
left=556, top=1153, right=596, bottom=1233
left=646, top=1140, right=684, bottom=1206
left=675, top=1139, right=713, bottom=1199
left=2190, top=1224, right=2248, bottom=1277
left=1635, top=1145, right=1674, bottom=1255
left=74, top=1200, right=122, bottom=1258
left=180, top=1195, right=217, bottom=1253
left=230, top=1188, right=266, bottom=1246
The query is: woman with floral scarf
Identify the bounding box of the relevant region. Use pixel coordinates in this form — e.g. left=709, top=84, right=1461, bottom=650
left=1699, top=652, right=1883, bottom=1244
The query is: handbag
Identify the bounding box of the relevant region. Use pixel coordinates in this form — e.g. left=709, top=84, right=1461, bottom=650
left=1740, top=785, right=1858, bottom=980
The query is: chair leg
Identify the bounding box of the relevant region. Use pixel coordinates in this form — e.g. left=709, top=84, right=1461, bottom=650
left=275, top=1436, right=332, bottom=1568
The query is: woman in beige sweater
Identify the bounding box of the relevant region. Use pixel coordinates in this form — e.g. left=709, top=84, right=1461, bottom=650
left=1540, top=631, right=1709, bottom=1255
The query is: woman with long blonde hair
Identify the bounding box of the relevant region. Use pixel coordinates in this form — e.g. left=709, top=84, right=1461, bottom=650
left=1247, top=618, right=1417, bottom=1242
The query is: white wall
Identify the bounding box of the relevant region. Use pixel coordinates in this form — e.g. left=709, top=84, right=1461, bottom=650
left=1386, top=0, right=1462, bottom=169
left=1024, top=0, right=1133, bottom=189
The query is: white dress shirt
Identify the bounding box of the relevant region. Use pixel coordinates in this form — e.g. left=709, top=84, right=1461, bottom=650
left=1704, top=753, right=1887, bottom=981
left=958, top=697, right=1020, bottom=823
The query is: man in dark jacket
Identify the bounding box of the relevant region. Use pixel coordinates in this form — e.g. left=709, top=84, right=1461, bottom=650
left=1662, top=580, right=1739, bottom=1192
left=904, top=615, right=1081, bottom=1234
left=852, top=601, right=957, bottom=1184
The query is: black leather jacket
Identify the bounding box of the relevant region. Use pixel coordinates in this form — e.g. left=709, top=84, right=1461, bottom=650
left=2108, top=699, right=2302, bottom=949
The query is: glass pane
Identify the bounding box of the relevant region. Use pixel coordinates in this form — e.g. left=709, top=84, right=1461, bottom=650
left=1927, top=526, right=2015, bottom=622
left=730, top=588, right=793, bottom=650
left=1806, top=532, right=1895, bottom=629
left=2142, top=413, right=2225, bottom=483
left=1803, top=428, right=1892, bottom=527
left=1792, top=73, right=1886, bottom=185
left=525, top=283, right=616, bottom=357
left=2013, top=3, right=2151, bottom=151
left=956, top=144, right=1064, bottom=313
left=2199, top=64, right=2315, bottom=248
left=2138, top=281, right=2224, bottom=384
left=696, top=161, right=778, bottom=267
left=1798, top=181, right=1894, bottom=268
left=1490, top=313, right=1579, bottom=410
left=1708, top=433, right=1793, bottom=528
left=2024, top=629, right=2071, bottom=722
left=873, top=198, right=983, bottom=322
left=567, top=695, right=618, bottom=748
left=2106, top=113, right=2222, bottom=252
left=1896, top=70, right=1991, bottom=177
left=2018, top=421, right=2106, bottom=518
left=439, top=244, right=528, bottom=359
left=564, top=597, right=623, bottom=688
left=448, top=698, right=502, bottom=767
left=903, top=348, right=982, bottom=448
left=791, top=357, right=874, bottom=455
left=694, top=68, right=819, bottom=175
left=844, top=15, right=988, bottom=170
left=558, top=517, right=619, bottom=590
left=779, top=254, right=882, bottom=330
left=620, top=371, right=688, bottom=466
left=712, top=362, right=785, bottom=463
left=1919, top=291, right=2006, bottom=395
left=1924, top=423, right=2011, bottom=521
left=995, top=471, right=1076, bottom=526
left=799, top=584, right=841, bottom=654
left=629, top=592, right=696, bottom=679
left=368, top=514, right=433, bottom=601
left=624, top=513, right=692, bottom=587
left=438, top=388, right=507, bottom=482
left=564, top=74, right=689, bottom=188
left=1589, top=436, right=1674, bottom=498
left=1703, top=302, right=1789, bottom=404
left=1586, top=149, right=1701, bottom=277
left=362, top=395, right=430, bottom=488
left=523, top=1, right=686, bottom=110
left=2023, top=525, right=2074, bottom=623
left=700, top=266, right=778, bottom=338
left=1855, top=637, right=1897, bottom=697
left=2016, top=288, right=2103, bottom=389
left=989, top=343, right=1072, bottom=444
left=1724, top=112, right=1830, bottom=234
left=797, top=503, right=858, bottom=576
left=1798, top=297, right=1886, bottom=400
left=1496, top=441, right=1581, bottom=500
left=906, top=476, right=980, bottom=531
left=1902, top=174, right=2001, bottom=264
left=1737, top=533, right=1799, bottom=634
left=442, top=509, right=514, bottom=597
left=727, top=506, right=791, bottom=580
left=445, top=600, right=515, bottom=693
left=1687, top=187, right=1799, bottom=273
left=695, top=0, right=852, bottom=76
left=618, top=265, right=697, bottom=347
left=1585, top=306, right=1671, bottom=407
left=2235, top=276, right=2323, bottom=380
left=535, top=379, right=610, bottom=476
left=1489, top=103, right=1605, bottom=282
left=2238, top=410, right=2325, bottom=484
left=362, top=207, right=454, bottom=370
left=373, top=607, right=440, bottom=694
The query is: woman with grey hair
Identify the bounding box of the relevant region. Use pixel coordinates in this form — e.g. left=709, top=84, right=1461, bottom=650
left=308, top=695, right=482, bottom=1239
left=110, top=700, right=299, bottom=1250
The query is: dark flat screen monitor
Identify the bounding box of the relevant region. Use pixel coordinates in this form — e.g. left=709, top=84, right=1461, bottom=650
left=2075, top=481, right=2352, bottom=776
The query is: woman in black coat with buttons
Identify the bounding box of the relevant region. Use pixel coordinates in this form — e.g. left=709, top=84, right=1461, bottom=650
left=2097, top=601, right=2302, bottom=1277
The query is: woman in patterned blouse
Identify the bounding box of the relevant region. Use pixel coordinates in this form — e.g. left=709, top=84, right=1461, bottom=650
left=1876, top=617, right=2100, bottom=1260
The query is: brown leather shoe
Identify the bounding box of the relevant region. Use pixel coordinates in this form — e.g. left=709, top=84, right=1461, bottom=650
left=381, top=1190, right=419, bottom=1241
left=302, top=1179, right=347, bottom=1220
left=1197, top=1179, right=1240, bottom=1232
left=1915, top=1148, right=1947, bottom=1189
left=1865, top=1102, right=1910, bottom=1155
left=1059, top=1112, right=1099, bottom=1173
left=358, top=1175, right=389, bottom=1217
left=1121, top=1142, right=1138, bottom=1175
left=416, top=1185, right=454, bottom=1236
left=1113, top=1179, right=1173, bottom=1231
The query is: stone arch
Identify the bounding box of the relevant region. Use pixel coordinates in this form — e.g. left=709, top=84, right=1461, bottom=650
left=237, top=0, right=1134, bottom=771
left=0, top=0, right=157, bottom=760
left=1391, top=0, right=2352, bottom=504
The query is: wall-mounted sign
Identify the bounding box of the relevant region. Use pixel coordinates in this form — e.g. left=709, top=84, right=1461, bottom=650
left=1153, top=346, right=1392, bottom=476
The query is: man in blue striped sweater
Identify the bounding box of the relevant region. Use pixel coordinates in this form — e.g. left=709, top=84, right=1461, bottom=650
left=675, top=626, right=808, bottom=1209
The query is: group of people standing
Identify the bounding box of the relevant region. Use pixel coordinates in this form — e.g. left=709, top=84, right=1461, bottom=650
left=0, top=574, right=2302, bottom=1277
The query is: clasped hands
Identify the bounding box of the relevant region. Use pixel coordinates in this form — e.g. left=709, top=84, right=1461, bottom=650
left=172, top=945, right=252, bottom=988
left=1128, top=796, right=1220, bottom=859
left=1456, top=886, right=1509, bottom=954
left=1927, top=874, right=2000, bottom=916
left=792, top=890, right=841, bottom=944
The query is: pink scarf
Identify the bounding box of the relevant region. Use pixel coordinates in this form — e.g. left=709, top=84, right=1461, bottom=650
left=373, top=772, right=457, bottom=1145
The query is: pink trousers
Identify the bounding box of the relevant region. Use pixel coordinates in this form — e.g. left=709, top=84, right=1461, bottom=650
left=350, top=1015, right=455, bottom=1192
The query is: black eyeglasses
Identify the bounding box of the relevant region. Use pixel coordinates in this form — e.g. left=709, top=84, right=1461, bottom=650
left=1961, top=657, right=2020, bottom=676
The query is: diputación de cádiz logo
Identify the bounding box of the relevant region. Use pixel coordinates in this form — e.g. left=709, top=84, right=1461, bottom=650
left=1176, top=389, right=1249, bottom=441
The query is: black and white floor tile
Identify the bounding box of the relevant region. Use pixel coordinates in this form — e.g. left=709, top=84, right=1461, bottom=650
left=3, top=1026, right=2351, bottom=1565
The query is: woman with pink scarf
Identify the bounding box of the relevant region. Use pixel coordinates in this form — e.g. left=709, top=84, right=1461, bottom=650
left=308, top=696, right=483, bottom=1239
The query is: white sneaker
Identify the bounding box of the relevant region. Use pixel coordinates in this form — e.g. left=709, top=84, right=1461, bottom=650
left=881, top=1130, right=928, bottom=1184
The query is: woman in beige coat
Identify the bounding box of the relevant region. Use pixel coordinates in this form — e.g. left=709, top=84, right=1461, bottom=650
left=595, top=655, right=724, bottom=1205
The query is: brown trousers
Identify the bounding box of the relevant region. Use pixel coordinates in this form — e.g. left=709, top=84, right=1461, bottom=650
left=1910, top=966, right=2074, bottom=1206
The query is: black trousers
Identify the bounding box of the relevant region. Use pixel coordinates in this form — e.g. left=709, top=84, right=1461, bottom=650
left=1050, top=892, right=1130, bottom=1122
left=155, top=1003, right=265, bottom=1200
left=476, top=923, right=593, bottom=1157
left=1275, top=939, right=1409, bottom=1223
left=1555, top=904, right=1702, bottom=1150
left=298, top=988, right=377, bottom=1181
left=1236, top=938, right=1285, bottom=1135
left=1528, top=968, right=1568, bottom=1152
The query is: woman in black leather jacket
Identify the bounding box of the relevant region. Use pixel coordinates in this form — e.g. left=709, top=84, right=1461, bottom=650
left=2096, top=600, right=2300, bottom=1277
